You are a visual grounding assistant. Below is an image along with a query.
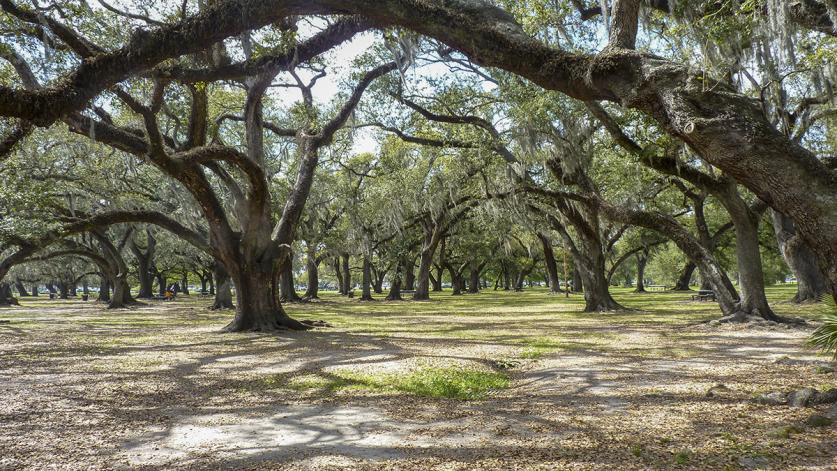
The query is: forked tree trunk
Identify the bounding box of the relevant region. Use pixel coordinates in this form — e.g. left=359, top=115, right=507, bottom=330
left=672, top=262, right=696, bottom=291
left=720, top=189, right=779, bottom=321
left=414, top=244, right=435, bottom=301
left=14, top=279, right=29, bottom=297
left=386, top=260, right=404, bottom=301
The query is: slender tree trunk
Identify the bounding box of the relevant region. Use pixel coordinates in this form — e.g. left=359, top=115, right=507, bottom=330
left=634, top=250, right=648, bottom=293
left=156, top=272, right=166, bottom=296
left=303, top=248, right=320, bottom=300
left=771, top=210, right=827, bottom=303
left=334, top=257, right=344, bottom=295
left=538, top=234, right=562, bottom=294
left=572, top=267, right=583, bottom=293
left=200, top=276, right=208, bottom=294
left=360, top=255, right=374, bottom=301
left=181, top=273, right=190, bottom=295
left=31, top=284, right=38, bottom=297
left=341, top=253, right=351, bottom=295
left=278, top=259, right=302, bottom=303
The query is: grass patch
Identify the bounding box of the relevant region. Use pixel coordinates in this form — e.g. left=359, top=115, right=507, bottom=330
left=268, top=367, right=510, bottom=400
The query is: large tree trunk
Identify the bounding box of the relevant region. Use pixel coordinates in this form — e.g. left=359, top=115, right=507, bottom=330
left=360, top=255, right=374, bottom=301
left=468, top=264, right=481, bottom=294
left=108, top=275, right=135, bottom=309
left=771, top=210, right=827, bottom=303
left=58, top=282, right=69, bottom=299
left=223, top=265, right=310, bottom=332
left=31, top=284, right=38, bottom=297
left=210, top=263, right=234, bottom=310
left=634, top=250, right=648, bottom=293
left=135, top=254, right=154, bottom=298
left=720, top=187, right=779, bottom=321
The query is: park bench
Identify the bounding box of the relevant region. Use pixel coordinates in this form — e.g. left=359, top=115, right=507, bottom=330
left=646, top=285, right=668, bottom=291
left=690, top=290, right=716, bottom=302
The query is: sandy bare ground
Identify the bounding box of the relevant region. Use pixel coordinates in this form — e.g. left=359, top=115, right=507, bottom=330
left=0, top=290, right=835, bottom=470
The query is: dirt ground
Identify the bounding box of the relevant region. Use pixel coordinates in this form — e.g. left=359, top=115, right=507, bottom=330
left=0, top=287, right=835, bottom=470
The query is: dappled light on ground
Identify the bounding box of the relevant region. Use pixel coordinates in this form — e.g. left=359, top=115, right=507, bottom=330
left=0, top=286, right=835, bottom=469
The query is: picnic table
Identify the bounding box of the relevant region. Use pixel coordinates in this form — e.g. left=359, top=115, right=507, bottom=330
left=691, top=290, right=716, bottom=302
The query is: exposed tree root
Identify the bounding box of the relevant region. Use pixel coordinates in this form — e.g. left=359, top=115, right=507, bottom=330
left=707, top=310, right=808, bottom=326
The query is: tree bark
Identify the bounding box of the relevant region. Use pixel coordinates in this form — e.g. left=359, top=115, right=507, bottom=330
left=468, top=264, right=481, bottom=294
left=97, top=278, right=111, bottom=302
left=210, top=263, right=234, bottom=310
left=14, top=279, right=29, bottom=297
left=386, top=259, right=404, bottom=301
left=404, top=256, right=416, bottom=290
left=634, top=249, right=648, bottom=293
left=334, top=257, right=344, bottom=295
left=771, top=210, right=828, bottom=303
left=278, top=258, right=302, bottom=303
left=673, top=262, right=696, bottom=291
left=303, top=245, right=320, bottom=300
left=360, top=255, right=374, bottom=301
